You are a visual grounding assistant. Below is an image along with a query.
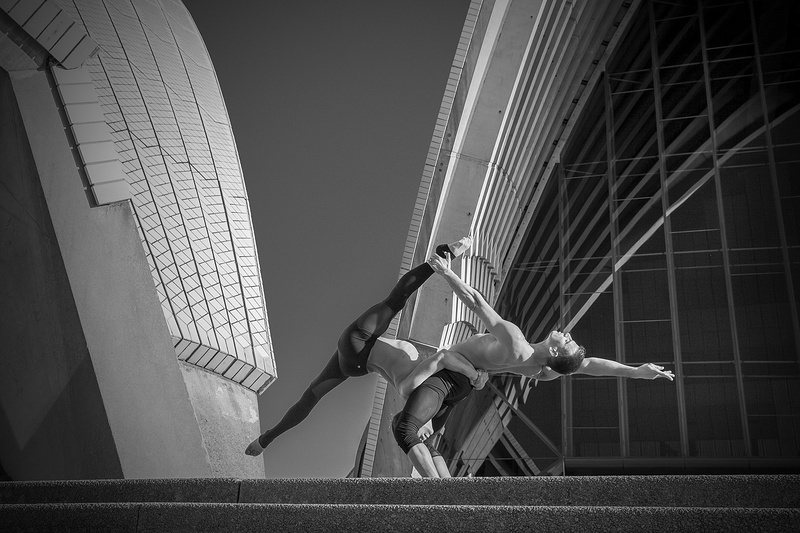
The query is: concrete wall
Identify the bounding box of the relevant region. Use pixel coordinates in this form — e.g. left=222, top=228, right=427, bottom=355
left=0, top=67, right=122, bottom=480
left=0, top=64, right=212, bottom=479
left=366, top=0, right=518, bottom=477
left=410, top=0, right=543, bottom=346
left=179, top=363, right=264, bottom=478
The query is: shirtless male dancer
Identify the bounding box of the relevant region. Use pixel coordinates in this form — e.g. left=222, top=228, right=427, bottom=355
left=245, top=237, right=487, bottom=459
left=425, top=252, right=675, bottom=382
left=388, top=252, right=674, bottom=477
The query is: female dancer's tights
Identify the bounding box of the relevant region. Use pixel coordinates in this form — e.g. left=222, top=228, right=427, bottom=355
left=257, top=260, right=438, bottom=448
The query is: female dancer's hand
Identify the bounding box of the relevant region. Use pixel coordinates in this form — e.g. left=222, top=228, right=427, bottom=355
left=417, top=421, right=434, bottom=441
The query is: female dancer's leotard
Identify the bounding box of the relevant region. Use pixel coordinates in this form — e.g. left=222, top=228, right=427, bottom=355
left=257, top=248, right=449, bottom=449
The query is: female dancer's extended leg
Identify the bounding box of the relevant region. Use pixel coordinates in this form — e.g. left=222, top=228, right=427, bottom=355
left=245, top=353, right=346, bottom=456
left=245, top=237, right=473, bottom=457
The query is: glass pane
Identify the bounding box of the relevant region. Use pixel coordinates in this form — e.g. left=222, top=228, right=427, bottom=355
left=669, top=175, right=721, bottom=245
left=573, top=377, right=620, bottom=428
left=745, top=377, right=800, bottom=457
left=752, top=0, right=800, bottom=57
left=624, top=319, right=675, bottom=365
left=685, top=377, right=745, bottom=456
left=703, top=1, right=754, bottom=61
left=676, top=266, right=733, bottom=362
left=514, top=383, right=563, bottom=456
left=620, top=234, right=670, bottom=322
left=573, top=428, right=620, bottom=457
left=573, top=377, right=619, bottom=457
left=721, top=163, right=780, bottom=249
left=732, top=274, right=796, bottom=361
left=655, top=7, right=700, bottom=68
left=628, top=379, right=682, bottom=457
left=621, top=268, right=670, bottom=322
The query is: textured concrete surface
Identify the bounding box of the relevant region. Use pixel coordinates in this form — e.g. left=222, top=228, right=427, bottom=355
left=1, top=503, right=798, bottom=533
left=3, top=476, right=799, bottom=532
left=0, top=479, right=240, bottom=504
left=178, top=363, right=264, bottom=479
left=0, top=503, right=139, bottom=532
left=239, top=475, right=800, bottom=507
left=2, top=475, right=798, bottom=507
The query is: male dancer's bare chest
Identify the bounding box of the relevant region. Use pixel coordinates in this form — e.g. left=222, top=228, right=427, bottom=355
left=450, top=334, right=526, bottom=371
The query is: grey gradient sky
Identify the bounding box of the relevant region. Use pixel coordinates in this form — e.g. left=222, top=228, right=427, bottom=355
left=187, top=1, right=471, bottom=477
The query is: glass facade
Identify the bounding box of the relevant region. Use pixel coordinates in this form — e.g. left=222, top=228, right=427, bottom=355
left=448, top=0, right=799, bottom=475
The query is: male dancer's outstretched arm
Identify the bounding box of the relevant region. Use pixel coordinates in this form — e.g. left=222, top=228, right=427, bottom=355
left=390, top=248, right=674, bottom=478
left=428, top=253, right=674, bottom=381
left=534, top=356, right=675, bottom=381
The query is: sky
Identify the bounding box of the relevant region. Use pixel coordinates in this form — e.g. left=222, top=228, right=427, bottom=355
left=186, top=1, right=471, bottom=478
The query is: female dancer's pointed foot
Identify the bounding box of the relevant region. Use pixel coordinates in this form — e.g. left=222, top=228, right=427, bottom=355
left=245, top=437, right=265, bottom=457
left=436, top=235, right=473, bottom=260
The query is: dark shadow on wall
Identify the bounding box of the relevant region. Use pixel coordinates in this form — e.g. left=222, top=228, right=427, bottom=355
left=0, top=67, right=123, bottom=480
left=0, top=356, right=124, bottom=481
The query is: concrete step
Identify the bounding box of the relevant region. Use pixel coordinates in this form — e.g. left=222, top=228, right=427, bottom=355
left=0, top=478, right=239, bottom=504
left=2, top=475, right=798, bottom=507
left=1, top=502, right=799, bottom=533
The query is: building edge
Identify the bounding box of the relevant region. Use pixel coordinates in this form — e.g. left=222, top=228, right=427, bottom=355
left=353, top=0, right=489, bottom=477
left=0, top=0, right=266, bottom=480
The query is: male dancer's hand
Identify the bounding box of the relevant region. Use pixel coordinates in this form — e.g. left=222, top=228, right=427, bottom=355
left=427, top=253, right=451, bottom=274
left=635, top=363, right=675, bottom=381
left=471, top=369, right=489, bottom=390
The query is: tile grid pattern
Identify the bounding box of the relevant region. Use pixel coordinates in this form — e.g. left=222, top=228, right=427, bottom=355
left=53, top=0, right=275, bottom=393
left=2, top=0, right=99, bottom=68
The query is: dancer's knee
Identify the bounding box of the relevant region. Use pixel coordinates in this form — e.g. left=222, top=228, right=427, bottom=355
left=392, top=412, right=424, bottom=454
left=425, top=439, right=441, bottom=459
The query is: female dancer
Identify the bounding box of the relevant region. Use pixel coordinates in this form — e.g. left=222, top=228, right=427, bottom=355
left=245, top=237, right=486, bottom=456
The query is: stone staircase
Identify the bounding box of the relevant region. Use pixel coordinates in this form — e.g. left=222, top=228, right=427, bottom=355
left=1, top=475, right=798, bottom=532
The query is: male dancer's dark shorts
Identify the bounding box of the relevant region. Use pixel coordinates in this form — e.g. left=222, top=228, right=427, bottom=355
left=392, top=368, right=472, bottom=454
